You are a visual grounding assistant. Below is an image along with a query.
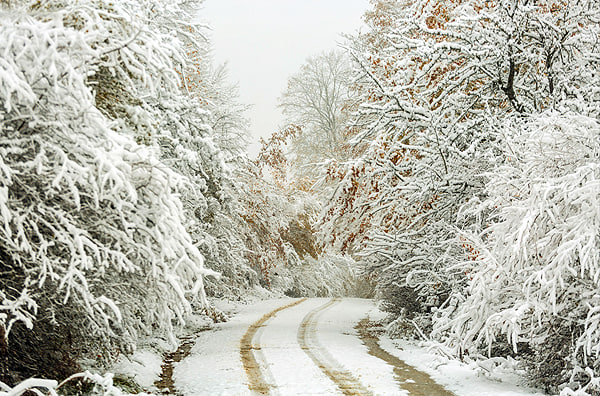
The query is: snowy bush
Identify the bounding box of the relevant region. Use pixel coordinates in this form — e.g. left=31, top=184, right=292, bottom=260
left=0, top=3, right=217, bottom=383
left=279, top=252, right=360, bottom=298
left=437, top=112, right=600, bottom=392
left=0, top=371, right=133, bottom=396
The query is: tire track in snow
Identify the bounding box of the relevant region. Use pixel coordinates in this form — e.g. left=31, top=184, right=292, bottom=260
left=240, top=298, right=307, bottom=394
left=357, top=318, right=456, bottom=396
left=297, top=298, right=373, bottom=396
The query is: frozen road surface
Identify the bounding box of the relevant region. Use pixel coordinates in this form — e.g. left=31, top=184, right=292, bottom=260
left=173, top=298, right=544, bottom=396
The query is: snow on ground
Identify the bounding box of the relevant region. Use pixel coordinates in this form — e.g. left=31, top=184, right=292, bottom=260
left=110, top=349, right=163, bottom=391
left=173, top=297, right=405, bottom=395
left=317, top=298, right=409, bottom=395
left=173, top=298, right=296, bottom=395
left=368, top=308, right=546, bottom=396
left=113, top=297, right=549, bottom=395
left=378, top=337, right=546, bottom=396
left=257, top=298, right=342, bottom=395
left=259, top=298, right=406, bottom=395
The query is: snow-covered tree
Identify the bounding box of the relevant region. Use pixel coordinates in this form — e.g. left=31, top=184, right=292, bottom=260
left=279, top=50, right=356, bottom=184
left=434, top=112, right=600, bottom=392
left=319, top=2, right=600, bottom=389
left=0, top=0, right=224, bottom=383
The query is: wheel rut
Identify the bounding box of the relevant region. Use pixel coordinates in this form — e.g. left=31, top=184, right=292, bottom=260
left=240, top=298, right=307, bottom=395
left=297, top=298, right=373, bottom=396
left=356, top=318, right=456, bottom=396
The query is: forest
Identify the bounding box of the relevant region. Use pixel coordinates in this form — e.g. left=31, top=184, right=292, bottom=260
left=0, top=0, right=599, bottom=395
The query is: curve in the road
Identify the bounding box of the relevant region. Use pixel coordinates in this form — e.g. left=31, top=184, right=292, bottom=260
left=297, top=298, right=373, bottom=396
left=240, top=298, right=308, bottom=395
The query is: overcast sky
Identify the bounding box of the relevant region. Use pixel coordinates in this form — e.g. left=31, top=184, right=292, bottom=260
left=199, top=0, right=370, bottom=157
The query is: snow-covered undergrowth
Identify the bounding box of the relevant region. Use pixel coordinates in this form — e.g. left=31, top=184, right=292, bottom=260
left=0, top=371, right=142, bottom=396
left=438, top=112, right=600, bottom=394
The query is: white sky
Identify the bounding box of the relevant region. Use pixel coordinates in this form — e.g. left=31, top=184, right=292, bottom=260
left=199, top=0, right=370, bottom=157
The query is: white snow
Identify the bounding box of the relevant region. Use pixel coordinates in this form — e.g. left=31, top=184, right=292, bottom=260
left=256, top=298, right=342, bottom=395
left=173, top=298, right=296, bottom=395
left=368, top=306, right=546, bottom=396
left=174, top=298, right=403, bottom=395
left=379, top=337, right=545, bottom=396
left=316, top=298, right=408, bottom=395
left=111, top=349, right=163, bottom=392
left=170, top=297, right=545, bottom=395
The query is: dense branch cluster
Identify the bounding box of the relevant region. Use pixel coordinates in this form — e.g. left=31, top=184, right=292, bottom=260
left=311, top=0, right=600, bottom=393
left=2, top=0, right=600, bottom=394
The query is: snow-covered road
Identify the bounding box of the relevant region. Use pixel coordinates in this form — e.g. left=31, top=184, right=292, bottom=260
left=172, top=298, right=545, bottom=396
left=174, top=298, right=451, bottom=395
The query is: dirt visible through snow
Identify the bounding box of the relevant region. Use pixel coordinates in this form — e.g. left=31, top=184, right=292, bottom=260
left=164, top=298, right=542, bottom=395
left=154, top=335, right=197, bottom=395
left=239, top=298, right=307, bottom=394
left=356, top=318, right=456, bottom=396
left=237, top=298, right=452, bottom=395
left=298, top=298, right=372, bottom=395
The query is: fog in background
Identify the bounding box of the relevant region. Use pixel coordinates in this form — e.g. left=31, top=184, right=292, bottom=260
left=200, top=0, right=370, bottom=157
